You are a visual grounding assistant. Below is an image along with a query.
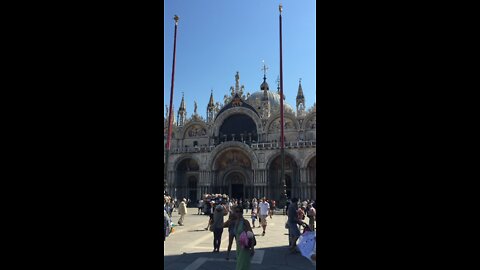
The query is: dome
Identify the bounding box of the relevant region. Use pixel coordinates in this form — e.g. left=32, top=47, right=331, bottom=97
left=245, top=91, right=294, bottom=114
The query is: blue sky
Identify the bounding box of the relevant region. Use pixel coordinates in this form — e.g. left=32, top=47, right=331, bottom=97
left=164, top=0, right=316, bottom=118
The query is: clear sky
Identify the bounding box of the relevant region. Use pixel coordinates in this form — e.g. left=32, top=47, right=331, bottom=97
left=164, top=0, right=316, bottom=118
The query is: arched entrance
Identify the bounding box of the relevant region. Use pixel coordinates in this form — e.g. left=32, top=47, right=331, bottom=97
left=175, top=158, right=200, bottom=202
left=213, top=149, right=253, bottom=199
left=268, top=154, right=299, bottom=201
left=188, top=175, right=198, bottom=204
left=307, top=156, right=316, bottom=200
left=226, top=171, right=246, bottom=200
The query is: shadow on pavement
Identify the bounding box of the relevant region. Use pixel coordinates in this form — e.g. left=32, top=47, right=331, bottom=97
left=164, top=245, right=315, bottom=270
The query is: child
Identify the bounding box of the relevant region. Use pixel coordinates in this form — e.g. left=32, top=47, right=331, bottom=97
left=251, top=208, right=257, bottom=228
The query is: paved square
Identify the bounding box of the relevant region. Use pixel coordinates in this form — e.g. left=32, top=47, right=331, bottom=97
left=164, top=208, right=316, bottom=270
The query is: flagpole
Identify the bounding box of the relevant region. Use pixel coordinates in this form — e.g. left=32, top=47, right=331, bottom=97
left=165, top=15, right=179, bottom=194
left=279, top=4, right=287, bottom=207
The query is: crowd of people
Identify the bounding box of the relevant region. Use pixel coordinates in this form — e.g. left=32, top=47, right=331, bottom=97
left=164, top=193, right=317, bottom=269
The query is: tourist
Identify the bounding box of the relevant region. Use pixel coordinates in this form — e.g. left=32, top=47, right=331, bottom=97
left=284, top=199, right=290, bottom=215
left=169, top=200, right=174, bottom=217
left=258, top=197, right=270, bottom=236
left=251, top=207, right=257, bottom=228
left=307, top=203, right=316, bottom=231
left=223, top=206, right=255, bottom=269
left=164, top=208, right=171, bottom=242
left=212, top=204, right=227, bottom=253
left=244, top=200, right=250, bottom=214
left=204, top=201, right=214, bottom=230
left=297, top=206, right=306, bottom=232
left=177, top=198, right=187, bottom=226
left=228, top=199, right=233, bottom=214
left=198, top=199, right=204, bottom=215
left=287, top=198, right=304, bottom=253
left=251, top=198, right=258, bottom=218
left=226, top=208, right=237, bottom=260
left=269, top=199, right=276, bottom=219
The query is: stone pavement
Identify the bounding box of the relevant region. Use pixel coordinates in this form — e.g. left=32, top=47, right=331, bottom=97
left=164, top=208, right=316, bottom=270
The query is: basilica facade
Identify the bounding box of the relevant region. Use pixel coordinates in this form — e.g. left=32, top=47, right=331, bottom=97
left=164, top=72, right=316, bottom=203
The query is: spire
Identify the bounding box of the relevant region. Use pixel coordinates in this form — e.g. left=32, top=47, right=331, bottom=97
left=207, top=90, right=216, bottom=123
left=208, top=89, right=215, bottom=107
left=260, top=61, right=269, bottom=91
left=179, top=92, right=186, bottom=111
left=296, top=79, right=305, bottom=117
left=296, top=78, right=305, bottom=100
left=177, top=92, right=186, bottom=126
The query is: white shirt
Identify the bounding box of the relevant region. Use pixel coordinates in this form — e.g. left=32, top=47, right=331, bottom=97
left=258, top=202, right=270, bottom=215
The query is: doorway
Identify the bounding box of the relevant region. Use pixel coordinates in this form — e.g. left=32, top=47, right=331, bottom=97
left=231, top=184, right=244, bottom=199
left=227, top=172, right=245, bottom=200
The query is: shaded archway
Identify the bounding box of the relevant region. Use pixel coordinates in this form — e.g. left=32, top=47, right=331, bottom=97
left=213, top=149, right=253, bottom=198
left=268, top=154, right=299, bottom=201
left=307, top=156, right=316, bottom=200
left=175, top=158, right=199, bottom=202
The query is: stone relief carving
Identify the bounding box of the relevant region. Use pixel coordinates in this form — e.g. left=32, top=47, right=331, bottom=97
left=187, top=125, right=207, bottom=137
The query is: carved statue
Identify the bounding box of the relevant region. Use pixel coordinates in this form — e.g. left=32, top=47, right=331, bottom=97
left=224, top=95, right=229, bottom=104
left=194, top=100, right=198, bottom=114
left=247, top=92, right=250, bottom=98
left=230, top=86, right=235, bottom=97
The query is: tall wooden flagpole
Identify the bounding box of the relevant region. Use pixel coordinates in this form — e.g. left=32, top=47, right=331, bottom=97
left=165, top=15, right=179, bottom=194
left=279, top=4, right=287, bottom=207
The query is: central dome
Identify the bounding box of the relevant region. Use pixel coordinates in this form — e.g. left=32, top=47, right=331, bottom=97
left=246, top=91, right=294, bottom=114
